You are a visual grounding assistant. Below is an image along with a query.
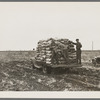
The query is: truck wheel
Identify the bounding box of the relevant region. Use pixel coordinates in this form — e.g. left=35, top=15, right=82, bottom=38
left=43, top=66, right=47, bottom=74
left=47, top=66, right=52, bottom=74
left=42, top=66, right=52, bottom=74
left=32, top=63, right=35, bottom=69
left=30, top=59, right=35, bottom=69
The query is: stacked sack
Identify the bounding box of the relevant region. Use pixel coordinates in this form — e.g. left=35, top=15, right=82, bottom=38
left=35, top=38, right=77, bottom=65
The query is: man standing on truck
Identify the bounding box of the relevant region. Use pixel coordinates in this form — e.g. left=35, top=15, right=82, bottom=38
left=71, top=39, right=82, bottom=64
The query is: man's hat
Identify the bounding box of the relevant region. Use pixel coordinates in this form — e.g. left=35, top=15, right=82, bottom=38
left=76, top=39, right=79, bottom=41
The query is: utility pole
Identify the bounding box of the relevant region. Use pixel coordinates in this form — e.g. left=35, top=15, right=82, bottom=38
left=92, top=41, right=93, bottom=51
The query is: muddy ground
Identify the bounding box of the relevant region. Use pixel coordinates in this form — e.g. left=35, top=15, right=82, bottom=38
left=0, top=51, right=100, bottom=91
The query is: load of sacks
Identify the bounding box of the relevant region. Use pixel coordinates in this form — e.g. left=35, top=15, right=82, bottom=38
left=35, top=38, right=77, bottom=65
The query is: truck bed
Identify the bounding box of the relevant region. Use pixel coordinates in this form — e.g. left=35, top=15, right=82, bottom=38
left=33, top=59, right=82, bottom=68
left=51, top=64, right=82, bottom=68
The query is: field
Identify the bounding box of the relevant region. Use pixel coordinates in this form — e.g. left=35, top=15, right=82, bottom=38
left=0, top=50, right=100, bottom=91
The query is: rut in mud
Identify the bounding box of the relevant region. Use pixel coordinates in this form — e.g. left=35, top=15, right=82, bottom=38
left=0, top=60, right=100, bottom=91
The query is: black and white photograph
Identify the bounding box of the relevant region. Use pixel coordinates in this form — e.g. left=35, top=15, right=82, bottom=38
left=0, top=2, right=100, bottom=96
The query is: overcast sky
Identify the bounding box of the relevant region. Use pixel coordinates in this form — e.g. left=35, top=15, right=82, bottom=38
left=0, top=2, right=100, bottom=50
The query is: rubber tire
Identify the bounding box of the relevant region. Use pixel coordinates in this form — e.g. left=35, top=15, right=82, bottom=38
left=47, top=66, right=52, bottom=74
left=43, top=66, right=47, bottom=74
left=42, top=66, right=52, bottom=74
